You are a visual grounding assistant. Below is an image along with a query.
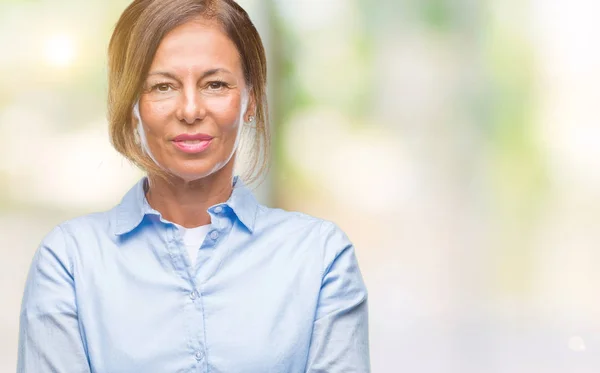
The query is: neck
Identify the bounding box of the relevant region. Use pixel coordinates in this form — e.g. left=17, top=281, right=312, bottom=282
left=145, top=164, right=235, bottom=228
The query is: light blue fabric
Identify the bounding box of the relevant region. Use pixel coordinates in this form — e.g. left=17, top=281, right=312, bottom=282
left=17, top=177, right=370, bottom=373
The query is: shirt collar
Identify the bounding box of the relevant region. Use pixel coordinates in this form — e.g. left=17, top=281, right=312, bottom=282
left=225, top=176, right=259, bottom=233
left=113, top=176, right=259, bottom=236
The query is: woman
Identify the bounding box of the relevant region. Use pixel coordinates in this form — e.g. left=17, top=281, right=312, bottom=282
left=17, top=1, right=369, bottom=372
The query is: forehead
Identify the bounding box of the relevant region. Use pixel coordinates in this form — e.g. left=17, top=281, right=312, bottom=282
left=150, top=18, right=242, bottom=74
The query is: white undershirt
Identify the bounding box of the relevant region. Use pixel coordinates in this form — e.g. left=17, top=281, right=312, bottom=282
left=177, top=224, right=211, bottom=266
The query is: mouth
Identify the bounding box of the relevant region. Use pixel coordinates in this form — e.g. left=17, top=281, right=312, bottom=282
left=172, top=138, right=213, bottom=154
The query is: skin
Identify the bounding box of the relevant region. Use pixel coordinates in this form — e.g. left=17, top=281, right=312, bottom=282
left=136, top=17, right=255, bottom=228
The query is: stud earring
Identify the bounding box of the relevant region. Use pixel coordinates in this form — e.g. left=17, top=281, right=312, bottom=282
left=248, top=115, right=255, bottom=123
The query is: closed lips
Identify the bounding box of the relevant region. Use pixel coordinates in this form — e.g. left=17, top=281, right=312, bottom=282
left=173, top=133, right=214, bottom=141
left=172, top=134, right=214, bottom=153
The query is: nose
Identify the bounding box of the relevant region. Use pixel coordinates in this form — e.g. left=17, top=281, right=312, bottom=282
left=176, top=88, right=206, bottom=125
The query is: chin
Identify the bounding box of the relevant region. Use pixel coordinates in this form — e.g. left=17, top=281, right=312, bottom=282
left=167, top=161, right=230, bottom=183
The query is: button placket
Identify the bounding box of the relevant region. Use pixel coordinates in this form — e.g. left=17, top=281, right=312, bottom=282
left=165, top=225, right=188, bottom=273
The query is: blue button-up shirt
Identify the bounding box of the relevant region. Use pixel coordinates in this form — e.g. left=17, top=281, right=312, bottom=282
left=17, top=177, right=370, bottom=372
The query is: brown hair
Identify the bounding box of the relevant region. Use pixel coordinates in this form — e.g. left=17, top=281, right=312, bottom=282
left=107, top=0, right=269, bottom=183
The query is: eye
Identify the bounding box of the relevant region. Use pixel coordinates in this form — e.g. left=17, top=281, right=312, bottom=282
left=207, top=81, right=227, bottom=90
left=152, top=83, right=172, bottom=93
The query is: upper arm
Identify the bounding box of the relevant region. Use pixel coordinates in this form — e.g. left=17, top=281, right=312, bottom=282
left=305, top=222, right=370, bottom=373
left=17, top=226, right=91, bottom=373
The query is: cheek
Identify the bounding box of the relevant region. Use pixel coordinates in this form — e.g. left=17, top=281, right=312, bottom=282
left=209, top=94, right=244, bottom=132
left=140, top=101, right=175, bottom=136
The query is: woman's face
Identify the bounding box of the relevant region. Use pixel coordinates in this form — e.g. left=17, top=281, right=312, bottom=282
left=137, top=18, right=253, bottom=182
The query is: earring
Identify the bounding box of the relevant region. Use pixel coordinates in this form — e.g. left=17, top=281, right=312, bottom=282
left=248, top=115, right=255, bottom=123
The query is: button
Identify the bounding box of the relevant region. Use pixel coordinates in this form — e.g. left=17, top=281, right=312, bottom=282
left=189, top=291, right=197, bottom=300
left=195, top=350, right=203, bottom=361
left=214, top=206, right=223, bottom=213
left=210, top=231, right=219, bottom=240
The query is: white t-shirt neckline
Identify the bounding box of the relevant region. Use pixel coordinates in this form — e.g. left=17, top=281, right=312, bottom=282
left=177, top=224, right=211, bottom=266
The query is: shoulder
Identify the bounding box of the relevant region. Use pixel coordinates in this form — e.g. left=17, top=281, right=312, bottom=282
left=39, top=209, right=111, bottom=241
left=255, top=205, right=353, bottom=266
left=58, top=210, right=114, bottom=239
left=256, top=204, right=346, bottom=238
left=255, top=204, right=322, bottom=228
left=254, top=206, right=367, bottom=303
left=34, top=209, right=116, bottom=264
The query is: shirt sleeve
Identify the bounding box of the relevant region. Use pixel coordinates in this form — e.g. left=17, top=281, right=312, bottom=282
left=17, top=226, right=91, bottom=373
left=305, top=222, right=371, bottom=373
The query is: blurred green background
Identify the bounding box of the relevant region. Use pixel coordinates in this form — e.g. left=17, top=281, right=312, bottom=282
left=2, top=0, right=600, bottom=371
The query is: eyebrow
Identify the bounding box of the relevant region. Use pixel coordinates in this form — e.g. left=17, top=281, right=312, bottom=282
left=146, top=68, right=232, bottom=80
